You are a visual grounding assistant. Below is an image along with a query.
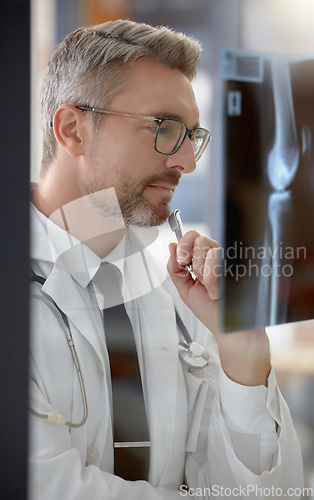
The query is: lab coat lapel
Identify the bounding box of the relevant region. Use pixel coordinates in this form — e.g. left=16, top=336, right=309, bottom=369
left=42, top=266, right=107, bottom=365
left=137, top=284, right=182, bottom=486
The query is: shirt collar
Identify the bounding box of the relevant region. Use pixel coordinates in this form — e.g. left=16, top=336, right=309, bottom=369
left=31, top=202, right=141, bottom=290
left=31, top=201, right=168, bottom=293
left=31, top=203, right=102, bottom=288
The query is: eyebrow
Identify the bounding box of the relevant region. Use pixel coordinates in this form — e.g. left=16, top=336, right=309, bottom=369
left=150, top=110, right=200, bottom=129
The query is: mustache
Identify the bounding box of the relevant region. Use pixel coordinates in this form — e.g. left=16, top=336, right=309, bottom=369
left=143, top=170, right=182, bottom=188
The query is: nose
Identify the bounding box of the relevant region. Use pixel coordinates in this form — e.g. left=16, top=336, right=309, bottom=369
left=163, top=137, right=196, bottom=174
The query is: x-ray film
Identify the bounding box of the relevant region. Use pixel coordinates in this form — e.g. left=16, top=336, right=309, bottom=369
left=220, top=49, right=314, bottom=332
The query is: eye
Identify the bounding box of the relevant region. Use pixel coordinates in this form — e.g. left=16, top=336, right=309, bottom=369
left=157, top=125, right=169, bottom=136
left=149, top=124, right=159, bottom=134
left=148, top=119, right=163, bottom=135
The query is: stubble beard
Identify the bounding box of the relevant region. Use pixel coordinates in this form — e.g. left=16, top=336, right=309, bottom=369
left=119, top=188, right=172, bottom=227
left=88, top=171, right=180, bottom=227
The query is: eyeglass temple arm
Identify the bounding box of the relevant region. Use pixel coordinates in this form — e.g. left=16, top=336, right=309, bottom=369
left=75, top=105, right=161, bottom=124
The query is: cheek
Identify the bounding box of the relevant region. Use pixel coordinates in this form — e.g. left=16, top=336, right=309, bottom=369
left=87, top=127, right=160, bottom=192
left=111, top=148, right=153, bottom=187
left=104, top=121, right=156, bottom=166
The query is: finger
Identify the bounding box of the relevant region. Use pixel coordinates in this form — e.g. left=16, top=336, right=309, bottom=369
left=167, top=243, right=195, bottom=302
left=168, top=243, right=220, bottom=335
left=186, top=235, right=220, bottom=292
left=202, top=246, right=220, bottom=300
left=189, top=235, right=213, bottom=280
left=176, top=230, right=200, bottom=266
left=176, top=231, right=219, bottom=267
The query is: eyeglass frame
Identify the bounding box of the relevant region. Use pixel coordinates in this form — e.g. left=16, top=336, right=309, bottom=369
left=74, top=105, right=211, bottom=161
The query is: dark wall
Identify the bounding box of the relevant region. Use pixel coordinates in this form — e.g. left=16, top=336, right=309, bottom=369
left=0, top=0, right=30, bottom=498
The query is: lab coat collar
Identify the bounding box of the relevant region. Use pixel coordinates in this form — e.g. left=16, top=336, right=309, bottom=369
left=31, top=203, right=114, bottom=365
left=30, top=202, right=120, bottom=289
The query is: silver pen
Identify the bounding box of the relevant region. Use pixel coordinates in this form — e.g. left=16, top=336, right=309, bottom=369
left=168, top=209, right=193, bottom=273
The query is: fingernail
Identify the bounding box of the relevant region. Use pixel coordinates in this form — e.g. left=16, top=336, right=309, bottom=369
left=176, top=250, right=186, bottom=264
left=209, top=292, right=219, bottom=300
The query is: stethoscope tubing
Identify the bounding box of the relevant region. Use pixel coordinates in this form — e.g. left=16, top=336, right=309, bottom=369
left=30, top=275, right=88, bottom=428
left=29, top=272, right=209, bottom=428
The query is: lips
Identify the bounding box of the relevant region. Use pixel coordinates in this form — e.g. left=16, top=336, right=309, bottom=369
left=147, top=184, right=176, bottom=191
left=144, top=171, right=181, bottom=191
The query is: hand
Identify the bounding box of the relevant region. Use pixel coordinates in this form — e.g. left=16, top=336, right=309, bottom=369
left=167, top=231, right=271, bottom=387
left=167, top=231, right=220, bottom=334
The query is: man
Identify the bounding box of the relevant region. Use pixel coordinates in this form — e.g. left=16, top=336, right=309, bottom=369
left=29, top=19, right=303, bottom=499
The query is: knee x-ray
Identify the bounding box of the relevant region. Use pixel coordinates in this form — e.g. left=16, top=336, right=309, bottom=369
left=220, top=49, right=313, bottom=332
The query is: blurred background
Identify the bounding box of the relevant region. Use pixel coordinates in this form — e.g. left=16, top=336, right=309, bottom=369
left=31, top=0, right=314, bottom=496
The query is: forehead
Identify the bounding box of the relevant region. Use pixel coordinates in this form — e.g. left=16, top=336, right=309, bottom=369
left=109, top=58, right=199, bottom=125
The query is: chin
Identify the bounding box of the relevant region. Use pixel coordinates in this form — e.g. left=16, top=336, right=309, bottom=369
left=123, top=201, right=171, bottom=227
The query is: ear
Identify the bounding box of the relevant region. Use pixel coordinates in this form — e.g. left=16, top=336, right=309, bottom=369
left=52, top=104, right=87, bottom=157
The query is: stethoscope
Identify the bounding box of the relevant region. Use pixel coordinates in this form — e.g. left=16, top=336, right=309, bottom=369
left=30, top=272, right=88, bottom=428
left=169, top=210, right=210, bottom=369
left=175, top=311, right=210, bottom=369
left=29, top=210, right=209, bottom=428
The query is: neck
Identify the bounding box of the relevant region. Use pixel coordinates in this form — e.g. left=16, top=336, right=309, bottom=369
left=32, top=168, right=127, bottom=259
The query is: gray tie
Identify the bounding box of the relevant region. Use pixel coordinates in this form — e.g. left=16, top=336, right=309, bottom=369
left=97, top=262, right=150, bottom=481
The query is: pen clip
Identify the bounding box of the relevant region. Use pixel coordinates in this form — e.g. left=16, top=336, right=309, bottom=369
left=169, top=210, right=194, bottom=275
left=168, top=209, right=184, bottom=241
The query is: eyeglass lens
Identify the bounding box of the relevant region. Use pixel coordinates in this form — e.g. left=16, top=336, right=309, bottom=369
left=155, top=119, right=209, bottom=160
left=155, top=120, right=185, bottom=155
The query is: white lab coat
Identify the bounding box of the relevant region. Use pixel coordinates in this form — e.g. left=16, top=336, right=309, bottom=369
left=28, top=204, right=303, bottom=499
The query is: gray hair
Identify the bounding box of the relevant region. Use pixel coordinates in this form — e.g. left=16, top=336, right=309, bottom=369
left=40, top=19, right=201, bottom=169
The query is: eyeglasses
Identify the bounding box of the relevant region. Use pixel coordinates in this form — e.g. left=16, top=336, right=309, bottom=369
left=75, top=105, right=211, bottom=162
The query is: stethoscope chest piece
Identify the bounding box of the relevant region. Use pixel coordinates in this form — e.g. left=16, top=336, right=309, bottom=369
left=179, top=340, right=209, bottom=368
